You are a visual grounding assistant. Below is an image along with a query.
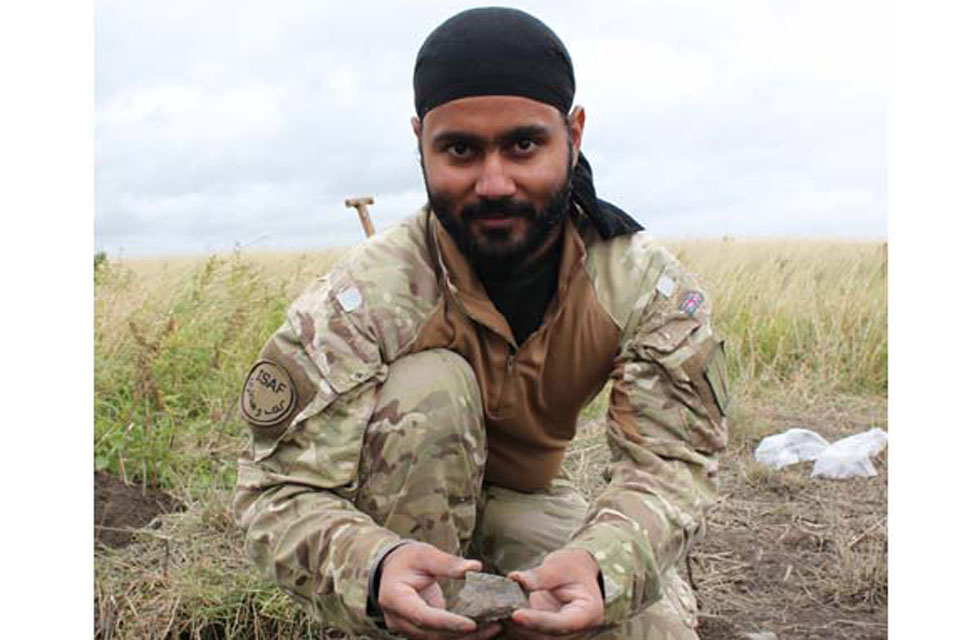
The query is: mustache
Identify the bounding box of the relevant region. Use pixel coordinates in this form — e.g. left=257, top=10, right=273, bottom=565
left=460, top=197, right=537, bottom=222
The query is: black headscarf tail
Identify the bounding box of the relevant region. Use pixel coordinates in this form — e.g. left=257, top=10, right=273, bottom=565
left=572, top=152, right=643, bottom=239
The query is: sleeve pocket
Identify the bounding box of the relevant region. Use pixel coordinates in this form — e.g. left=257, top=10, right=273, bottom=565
left=287, top=277, right=384, bottom=395
left=703, top=340, right=729, bottom=417
left=250, top=371, right=340, bottom=462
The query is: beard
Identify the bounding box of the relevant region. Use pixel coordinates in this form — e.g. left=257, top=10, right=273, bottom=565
left=426, top=164, right=573, bottom=278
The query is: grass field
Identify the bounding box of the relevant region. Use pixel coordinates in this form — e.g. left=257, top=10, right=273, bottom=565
left=94, top=237, right=887, bottom=639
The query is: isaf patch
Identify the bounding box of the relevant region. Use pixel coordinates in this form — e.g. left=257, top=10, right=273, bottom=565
left=241, top=360, right=298, bottom=428
left=678, top=290, right=704, bottom=317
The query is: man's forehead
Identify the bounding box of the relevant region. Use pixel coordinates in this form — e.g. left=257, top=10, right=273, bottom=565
left=421, top=95, right=566, bottom=138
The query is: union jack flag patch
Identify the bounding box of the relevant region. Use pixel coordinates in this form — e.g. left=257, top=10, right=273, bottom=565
left=678, top=290, right=704, bottom=317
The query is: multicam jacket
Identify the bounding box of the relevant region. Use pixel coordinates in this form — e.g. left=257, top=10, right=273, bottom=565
left=233, top=206, right=729, bottom=633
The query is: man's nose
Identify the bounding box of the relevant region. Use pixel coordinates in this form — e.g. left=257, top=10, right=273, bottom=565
left=474, top=154, right=516, bottom=199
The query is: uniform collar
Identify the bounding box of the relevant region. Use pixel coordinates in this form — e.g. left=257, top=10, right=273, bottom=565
left=429, top=209, right=586, bottom=347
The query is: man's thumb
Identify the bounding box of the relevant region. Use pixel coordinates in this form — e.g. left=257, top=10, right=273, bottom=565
left=508, top=569, right=543, bottom=592
left=421, top=548, right=482, bottom=578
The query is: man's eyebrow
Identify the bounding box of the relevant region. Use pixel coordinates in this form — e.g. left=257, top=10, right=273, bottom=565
left=498, top=125, right=551, bottom=144
left=430, top=130, right=485, bottom=149
left=430, top=124, right=553, bottom=149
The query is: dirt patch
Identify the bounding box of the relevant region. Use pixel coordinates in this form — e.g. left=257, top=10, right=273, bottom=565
left=563, top=393, right=887, bottom=639
left=94, top=470, right=181, bottom=548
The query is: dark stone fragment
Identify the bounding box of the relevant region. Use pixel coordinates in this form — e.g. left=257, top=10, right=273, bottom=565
left=449, top=571, right=528, bottom=623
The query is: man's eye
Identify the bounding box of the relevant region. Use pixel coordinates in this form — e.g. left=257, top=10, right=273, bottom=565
left=514, top=138, right=537, bottom=154
left=447, top=143, right=473, bottom=158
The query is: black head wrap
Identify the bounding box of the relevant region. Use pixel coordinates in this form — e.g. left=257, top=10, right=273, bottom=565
left=413, top=7, right=642, bottom=238
left=414, top=7, right=574, bottom=119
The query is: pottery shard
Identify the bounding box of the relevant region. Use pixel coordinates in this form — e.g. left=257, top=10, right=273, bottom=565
left=449, top=572, right=528, bottom=622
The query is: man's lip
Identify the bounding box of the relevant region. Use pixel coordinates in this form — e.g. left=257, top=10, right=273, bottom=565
left=473, top=216, right=520, bottom=229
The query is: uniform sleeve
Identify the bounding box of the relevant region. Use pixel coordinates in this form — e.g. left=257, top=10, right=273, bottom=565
left=231, top=274, right=400, bottom=634
left=565, top=259, right=729, bottom=625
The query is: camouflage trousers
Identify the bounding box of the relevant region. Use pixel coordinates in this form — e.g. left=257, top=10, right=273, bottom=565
left=354, top=350, right=699, bottom=640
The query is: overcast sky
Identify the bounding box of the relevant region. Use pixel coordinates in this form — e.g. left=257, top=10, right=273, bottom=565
left=94, top=0, right=887, bottom=257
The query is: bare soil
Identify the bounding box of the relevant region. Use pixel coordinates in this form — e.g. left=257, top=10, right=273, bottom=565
left=692, top=396, right=888, bottom=640
left=94, top=470, right=181, bottom=548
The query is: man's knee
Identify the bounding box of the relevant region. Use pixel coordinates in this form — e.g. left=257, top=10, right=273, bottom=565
left=355, top=349, right=486, bottom=553
left=472, top=479, right=588, bottom=573
left=363, top=349, right=484, bottom=462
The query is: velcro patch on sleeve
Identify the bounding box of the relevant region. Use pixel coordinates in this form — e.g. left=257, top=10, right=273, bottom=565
left=655, top=273, right=676, bottom=298
left=240, top=360, right=298, bottom=428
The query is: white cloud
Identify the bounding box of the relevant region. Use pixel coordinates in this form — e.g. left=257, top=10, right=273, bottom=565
left=95, top=0, right=887, bottom=256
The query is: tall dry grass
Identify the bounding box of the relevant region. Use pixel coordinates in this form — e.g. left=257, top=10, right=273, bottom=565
left=669, top=239, right=887, bottom=398
left=94, top=238, right=886, bottom=488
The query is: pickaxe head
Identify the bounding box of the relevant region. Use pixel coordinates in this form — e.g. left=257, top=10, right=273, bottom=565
left=345, top=196, right=376, bottom=238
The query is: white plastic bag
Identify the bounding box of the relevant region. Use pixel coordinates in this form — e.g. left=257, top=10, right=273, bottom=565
left=754, top=428, right=830, bottom=470
left=811, top=428, right=888, bottom=479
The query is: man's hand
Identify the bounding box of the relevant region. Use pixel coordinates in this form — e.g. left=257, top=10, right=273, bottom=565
left=506, top=548, right=604, bottom=640
left=378, top=542, right=502, bottom=640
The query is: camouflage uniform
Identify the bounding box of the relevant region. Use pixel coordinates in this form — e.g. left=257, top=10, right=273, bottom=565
left=233, top=206, right=728, bottom=638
